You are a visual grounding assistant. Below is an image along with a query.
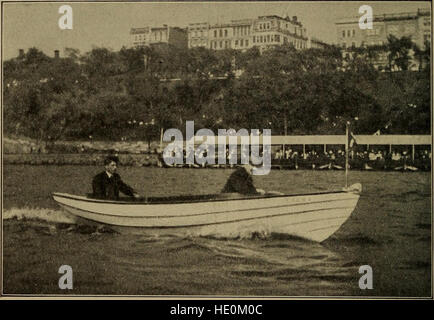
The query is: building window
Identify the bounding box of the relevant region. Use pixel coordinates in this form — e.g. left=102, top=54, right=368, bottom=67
left=246, top=40, right=249, bottom=46
left=225, top=29, right=228, bottom=37
left=240, top=39, right=244, bottom=46
left=260, top=36, right=263, bottom=43
left=253, top=36, right=256, bottom=43
left=342, top=43, right=346, bottom=48
left=352, top=42, right=356, bottom=47
left=267, top=35, right=270, bottom=42
left=214, top=30, right=217, bottom=38
left=352, top=29, right=355, bottom=37
left=235, top=40, right=238, bottom=46
left=220, top=41, right=223, bottom=48
left=275, top=35, right=280, bottom=42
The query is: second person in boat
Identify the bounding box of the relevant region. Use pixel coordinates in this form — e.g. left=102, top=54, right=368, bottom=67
left=221, top=163, right=266, bottom=195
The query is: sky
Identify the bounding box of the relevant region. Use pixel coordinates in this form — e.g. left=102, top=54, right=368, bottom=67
left=2, top=1, right=431, bottom=60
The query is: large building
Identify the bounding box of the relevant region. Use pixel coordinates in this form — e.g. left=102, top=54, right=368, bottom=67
left=188, top=22, right=210, bottom=49
left=187, top=15, right=309, bottom=52
left=130, top=25, right=188, bottom=49
left=188, top=19, right=255, bottom=51
left=252, top=15, right=308, bottom=50
left=335, top=8, right=431, bottom=71
left=336, top=8, right=431, bottom=49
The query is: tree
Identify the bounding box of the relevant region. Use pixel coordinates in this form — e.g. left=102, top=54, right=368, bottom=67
left=386, top=35, right=413, bottom=71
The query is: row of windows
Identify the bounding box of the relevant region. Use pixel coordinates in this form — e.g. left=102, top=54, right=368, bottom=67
left=252, top=34, right=306, bottom=48
left=342, top=29, right=356, bottom=38
left=213, top=29, right=229, bottom=38
left=341, top=40, right=385, bottom=48
left=191, top=23, right=301, bottom=38
left=153, top=32, right=166, bottom=41
left=134, top=32, right=167, bottom=41
left=234, top=39, right=249, bottom=47
left=234, top=26, right=250, bottom=36
left=135, top=35, right=147, bottom=41
left=192, top=30, right=207, bottom=37
left=253, top=34, right=276, bottom=43
left=210, top=40, right=231, bottom=49
left=258, top=22, right=272, bottom=30
left=209, top=39, right=251, bottom=49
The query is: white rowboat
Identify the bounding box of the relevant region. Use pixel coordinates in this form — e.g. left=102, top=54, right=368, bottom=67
left=52, top=183, right=361, bottom=242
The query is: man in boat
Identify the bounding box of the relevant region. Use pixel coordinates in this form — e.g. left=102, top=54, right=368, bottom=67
left=92, top=155, right=141, bottom=200
left=221, top=163, right=266, bottom=195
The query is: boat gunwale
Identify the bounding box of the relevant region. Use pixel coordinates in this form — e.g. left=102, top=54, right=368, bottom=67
left=56, top=196, right=359, bottom=218
left=52, top=189, right=358, bottom=206
left=57, top=203, right=355, bottom=228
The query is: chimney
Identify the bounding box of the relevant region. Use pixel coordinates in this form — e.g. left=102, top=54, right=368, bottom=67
left=292, top=16, right=298, bottom=22
left=18, top=49, right=24, bottom=58
left=54, top=50, right=59, bottom=59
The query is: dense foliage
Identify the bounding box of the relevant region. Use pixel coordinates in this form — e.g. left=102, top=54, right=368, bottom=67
left=3, top=37, right=430, bottom=143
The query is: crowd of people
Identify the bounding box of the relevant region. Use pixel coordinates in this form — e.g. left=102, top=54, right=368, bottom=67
left=273, top=148, right=431, bottom=171
left=160, top=146, right=432, bottom=171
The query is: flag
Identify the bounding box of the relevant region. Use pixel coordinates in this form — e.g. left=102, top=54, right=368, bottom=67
left=349, top=131, right=358, bottom=149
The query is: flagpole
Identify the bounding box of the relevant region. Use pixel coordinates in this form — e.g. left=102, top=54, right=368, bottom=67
left=345, top=122, right=349, bottom=189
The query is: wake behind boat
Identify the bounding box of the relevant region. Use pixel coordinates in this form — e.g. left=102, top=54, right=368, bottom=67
left=52, top=183, right=361, bottom=242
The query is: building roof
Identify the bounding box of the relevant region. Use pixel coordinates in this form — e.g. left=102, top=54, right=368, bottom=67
left=257, top=15, right=303, bottom=26
left=336, top=9, right=430, bottom=25
left=130, top=27, right=150, bottom=34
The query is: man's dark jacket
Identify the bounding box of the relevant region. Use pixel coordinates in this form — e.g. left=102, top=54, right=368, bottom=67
left=221, top=167, right=258, bottom=195
left=92, top=171, right=135, bottom=200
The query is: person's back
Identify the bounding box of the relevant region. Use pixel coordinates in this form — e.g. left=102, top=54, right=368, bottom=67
left=221, top=165, right=260, bottom=195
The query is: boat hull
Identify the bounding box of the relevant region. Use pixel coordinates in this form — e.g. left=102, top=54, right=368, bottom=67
left=53, top=187, right=360, bottom=242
